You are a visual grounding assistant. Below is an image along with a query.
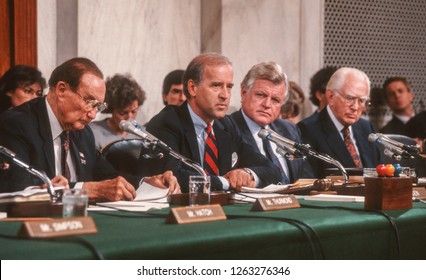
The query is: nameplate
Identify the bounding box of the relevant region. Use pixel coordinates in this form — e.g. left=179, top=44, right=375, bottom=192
left=167, top=204, right=227, bottom=224
left=251, top=195, right=300, bottom=211
left=413, top=187, right=426, bottom=200
left=18, top=216, right=97, bottom=238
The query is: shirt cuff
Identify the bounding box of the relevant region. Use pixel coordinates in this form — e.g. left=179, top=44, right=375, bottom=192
left=218, top=176, right=229, bottom=191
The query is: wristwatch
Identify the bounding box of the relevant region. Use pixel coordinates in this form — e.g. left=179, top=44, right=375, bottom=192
left=243, top=168, right=255, bottom=181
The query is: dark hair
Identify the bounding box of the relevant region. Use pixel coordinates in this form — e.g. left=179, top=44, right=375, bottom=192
left=382, top=76, right=411, bottom=97
left=48, top=57, right=103, bottom=92
left=182, top=53, right=232, bottom=100
left=0, top=65, right=46, bottom=113
left=162, top=69, right=184, bottom=105
left=103, top=73, right=146, bottom=113
left=309, top=66, right=337, bottom=106
left=162, top=70, right=184, bottom=95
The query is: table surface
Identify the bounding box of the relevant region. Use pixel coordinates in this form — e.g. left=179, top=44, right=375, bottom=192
left=1, top=199, right=426, bottom=260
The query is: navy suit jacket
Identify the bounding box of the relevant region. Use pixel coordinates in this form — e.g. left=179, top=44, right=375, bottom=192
left=229, top=110, right=313, bottom=182
left=0, top=97, right=133, bottom=193
left=139, top=103, right=281, bottom=192
left=297, top=108, right=382, bottom=178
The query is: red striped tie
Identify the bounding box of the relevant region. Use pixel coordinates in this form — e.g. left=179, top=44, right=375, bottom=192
left=203, top=124, right=219, bottom=175
left=342, top=126, right=362, bottom=168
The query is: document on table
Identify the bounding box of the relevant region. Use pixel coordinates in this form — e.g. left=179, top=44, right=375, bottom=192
left=303, top=194, right=364, bottom=202
left=241, top=184, right=289, bottom=193
left=96, top=181, right=170, bottom=211
left=233, top=193, right=286, bottom=203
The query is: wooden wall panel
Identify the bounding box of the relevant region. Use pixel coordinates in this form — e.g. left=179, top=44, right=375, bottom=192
left=13, top=0, right=37, bottom=66
left=0, top=0, right=11, bottom=75
left=0, top=0, right=37, bottom=76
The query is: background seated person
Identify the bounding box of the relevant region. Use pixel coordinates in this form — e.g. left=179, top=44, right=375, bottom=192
left=90, top=73, right=146, bottom=150
left=0, top=65, right=46, bottom=114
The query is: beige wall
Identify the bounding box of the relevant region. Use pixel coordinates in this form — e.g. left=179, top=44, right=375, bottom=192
left=37, top=0, right=323, bottom=123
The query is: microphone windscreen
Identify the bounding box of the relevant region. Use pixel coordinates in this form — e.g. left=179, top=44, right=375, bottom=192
left=119, top=120, right=132, bottom=131
left=258, top=129, right=269, bottom=139
left=368, top=133, right=378, bottom=142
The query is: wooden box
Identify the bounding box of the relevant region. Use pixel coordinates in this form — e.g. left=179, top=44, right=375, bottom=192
left=364, top=177, right=413, bottom=210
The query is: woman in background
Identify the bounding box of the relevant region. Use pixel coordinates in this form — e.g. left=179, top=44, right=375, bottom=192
left=0, top=65, right=46, bottom=114
left=280, top=81, right=305, bottom=124
left=89, top=73, right=146, bottom=150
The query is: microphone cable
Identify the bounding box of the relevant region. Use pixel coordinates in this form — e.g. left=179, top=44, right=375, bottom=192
left=228, top=192, right=325, bottom=259
left=299, top=203, right=401, bottom=259
left=0, top=233, right=105, bottom=260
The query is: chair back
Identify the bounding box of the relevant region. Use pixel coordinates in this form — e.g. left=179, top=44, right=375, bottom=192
left=101, top=139, right=145, bottom=176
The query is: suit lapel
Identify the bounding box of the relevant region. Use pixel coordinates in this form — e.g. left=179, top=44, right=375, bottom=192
left=69, top=132, right=85, bottom=180
left=213, top=120, right=232, bottom=174
left=353, top=121, right=372, bottom=167
left=179, top=104, right=202, bottom=164
left=233, top=110, right=260, bottom=152
left=37, top=98, right=56, bottom=177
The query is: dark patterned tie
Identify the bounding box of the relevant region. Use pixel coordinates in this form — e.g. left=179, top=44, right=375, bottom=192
left=262, top=136, right=290, bottom=184
left=60, top=131, right=71, bottom=181
left=203, top=124, right=219, bottom=175
left=342, top=126, right=362, bottom=168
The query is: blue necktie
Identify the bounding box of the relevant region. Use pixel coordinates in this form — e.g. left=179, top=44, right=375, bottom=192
left=262, top=137, right=290, bottom=184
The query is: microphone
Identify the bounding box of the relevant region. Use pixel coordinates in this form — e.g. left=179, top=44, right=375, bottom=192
left=368, top=133, right=420, bottom=154
left=383, top=149, right=402, bottom=161
left=259, top=128, right=349, bottom=183
left=119, top=119, right=171, bottom=153
left=258, top=128, right=311, bottom=155
left=368, top=133, right=413, bottom=159
left=0, top=145, right=59, bottom=203
left=119, top=119, right=206, bottom=176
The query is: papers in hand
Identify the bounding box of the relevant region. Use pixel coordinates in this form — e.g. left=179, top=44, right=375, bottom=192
left=96, top=181, right=170, bottom=211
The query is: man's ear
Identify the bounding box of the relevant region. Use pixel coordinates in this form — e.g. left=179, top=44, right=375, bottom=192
left=241, top=86, right=247, bottom=100
left=56, top=81, right=68, bottom=97
left=187, top=80, right=197, bottom=98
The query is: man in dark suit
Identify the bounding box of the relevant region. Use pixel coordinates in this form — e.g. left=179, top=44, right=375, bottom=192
left=380, top=77, right=414, bottom=134
left=0, top=57, right=179, bottom=200
left=230, top=61, right=313, bottom=183
left=140, top=53, right=281, bottom=192
left=297, top=67, right=382, bottom=178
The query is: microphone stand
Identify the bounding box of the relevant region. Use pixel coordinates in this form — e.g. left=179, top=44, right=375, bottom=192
left=272, top=141, right=349, bottom=184
left=0, top=146, right=60, bottom=203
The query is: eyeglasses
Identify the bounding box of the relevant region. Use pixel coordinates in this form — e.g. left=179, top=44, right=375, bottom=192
left=334, top=90, right=370, bottom=108
left=74, top=90, right=108, bottom=112
left=65, top=82, right=107, bottom=112
left=23, top=87, right=43, bottom=97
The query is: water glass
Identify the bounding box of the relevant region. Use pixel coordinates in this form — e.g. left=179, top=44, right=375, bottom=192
left=189, top=175, right=210, bottom=206
left=62, top=188, right=88, bottom=217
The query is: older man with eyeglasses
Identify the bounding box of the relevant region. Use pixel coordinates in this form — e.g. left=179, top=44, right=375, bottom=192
left=0, top=57, right=180, bottom=200
left=297, top=67, right=382, bottom=178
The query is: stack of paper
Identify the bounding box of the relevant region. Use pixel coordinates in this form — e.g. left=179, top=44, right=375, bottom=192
left=95, top=182, right=170, bottom=212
